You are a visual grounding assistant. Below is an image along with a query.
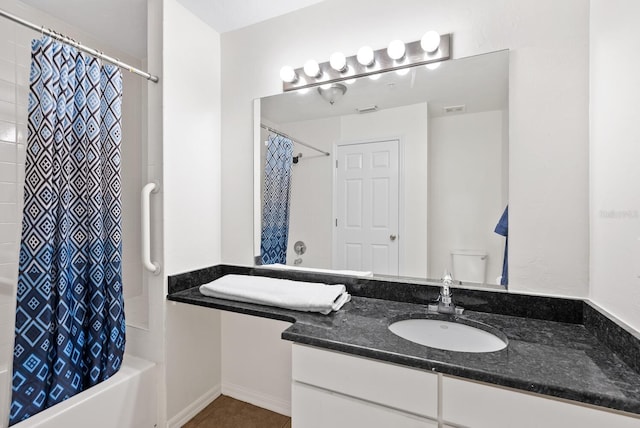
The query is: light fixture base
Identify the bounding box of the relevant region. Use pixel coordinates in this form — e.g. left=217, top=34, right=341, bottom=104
left=317, top=83, right=347, bottom=105
left=283, top=33, right=451, bottom=92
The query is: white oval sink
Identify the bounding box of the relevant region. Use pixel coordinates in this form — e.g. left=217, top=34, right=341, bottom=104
left=389, top=318, right=507, bottom=353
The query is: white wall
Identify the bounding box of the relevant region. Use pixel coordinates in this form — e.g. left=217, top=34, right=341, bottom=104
left=162, top=0, right=222, bottom=423
left=589, top=0, right=640, bottom=331
left=221, top=0, right=590, bottom=298
left=221, top=312, right=293, bottom=416
left=0, top=13, right=28, bottom=426
left=162, top=0, right=221, bottom=276
left=429, top=110, right=507, bottom=284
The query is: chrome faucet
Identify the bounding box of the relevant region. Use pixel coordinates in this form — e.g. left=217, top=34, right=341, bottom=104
left=428, top=271, right=464, bottom=315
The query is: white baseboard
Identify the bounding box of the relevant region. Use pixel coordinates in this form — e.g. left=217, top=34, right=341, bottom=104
left=222, top=381, right=291, bottom=417
left=167, top=384, right=221, bottom=428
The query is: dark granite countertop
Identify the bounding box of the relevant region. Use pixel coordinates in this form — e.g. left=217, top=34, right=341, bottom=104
left=167, top=266, right=640, bottom=417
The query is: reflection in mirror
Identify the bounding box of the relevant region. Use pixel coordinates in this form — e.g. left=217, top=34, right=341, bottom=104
left=255, top=50, right=509, bottom=289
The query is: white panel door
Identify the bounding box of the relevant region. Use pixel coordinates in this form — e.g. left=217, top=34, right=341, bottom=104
left=336, top=140, right=399, bottom=275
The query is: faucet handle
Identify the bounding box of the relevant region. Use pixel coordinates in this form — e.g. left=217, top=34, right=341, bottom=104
left=440, top=270, right=454, bottom=306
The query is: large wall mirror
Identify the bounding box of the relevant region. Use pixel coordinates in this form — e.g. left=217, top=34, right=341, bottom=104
left=254, top=50, right=509, bottom=289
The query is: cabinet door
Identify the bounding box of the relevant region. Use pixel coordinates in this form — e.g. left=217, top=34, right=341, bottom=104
left=292, top=382, right=437, bottom=428
left=442, top=376, right=640, bottom=428
left=292, top=344, right=438, bottom=418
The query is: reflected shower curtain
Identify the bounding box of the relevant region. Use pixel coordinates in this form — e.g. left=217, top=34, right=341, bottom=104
left=494, top=205, right=508, bottom=286
left=261, top=135, right=293, bottom=264
left=10, top=37, right=125, bottom=425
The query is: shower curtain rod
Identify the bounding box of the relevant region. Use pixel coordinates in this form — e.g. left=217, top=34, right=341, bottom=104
left=260, top=124, right=330, bottom=156
left=0, top=8, right=159, bottom=83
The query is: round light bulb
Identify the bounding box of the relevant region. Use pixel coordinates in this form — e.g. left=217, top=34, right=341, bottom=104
left=329, top=52, right=347, bottom=72
left=303, top=59, right=321, bottom=78
left=421, top=31, right=441, bottom=53
left=426, top=62, right=441, bottom=71
left=279, top=65, right=297, bottom=83
left=357, top=46, right=375, bottom=66
left=387, top=40, right=406, bottom=60
left=396, top=67, right=410, bottom=76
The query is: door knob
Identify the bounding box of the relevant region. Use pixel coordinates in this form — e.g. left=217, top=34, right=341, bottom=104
left=390, top=234, right=397, bottom=241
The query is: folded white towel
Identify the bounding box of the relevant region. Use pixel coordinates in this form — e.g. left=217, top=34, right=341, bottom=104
left=259, top=263, right=374, bottom=278
left=199, top=274, right=351, bottom=315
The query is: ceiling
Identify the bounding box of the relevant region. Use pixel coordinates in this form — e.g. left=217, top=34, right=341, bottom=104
left=17, top=0, right=324, bottom=59
left=176, top=0, right=324, bottom=34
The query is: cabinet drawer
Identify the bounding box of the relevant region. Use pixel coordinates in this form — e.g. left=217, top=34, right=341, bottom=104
left=292, top=344, right=438, bottom=418
left=292, top=382, right=437, bottom=428
left=442, top=376, right=640, bottom=428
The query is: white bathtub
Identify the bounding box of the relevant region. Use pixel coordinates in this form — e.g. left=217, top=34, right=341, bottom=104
left=11, top=355, right=157, bottom=428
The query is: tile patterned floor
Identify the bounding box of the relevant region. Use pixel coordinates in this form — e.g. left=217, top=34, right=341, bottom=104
left=183, top=395, right=291, bottom=428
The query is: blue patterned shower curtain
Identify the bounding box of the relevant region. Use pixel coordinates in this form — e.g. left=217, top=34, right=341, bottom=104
left=260, top=135, right=293, bottom=264
left=10, top=37, right=125, bottom=425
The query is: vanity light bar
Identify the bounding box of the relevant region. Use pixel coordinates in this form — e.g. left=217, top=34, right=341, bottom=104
left=281, top=33, right=451, bottom=92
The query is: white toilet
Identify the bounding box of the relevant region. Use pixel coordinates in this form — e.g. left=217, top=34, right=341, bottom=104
left=450, top=249, right=488, bottom=284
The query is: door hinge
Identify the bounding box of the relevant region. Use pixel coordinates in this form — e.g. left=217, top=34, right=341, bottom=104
left=335, top=159, right=338, bottom=168
left=335, top=218, right=338, bottom=227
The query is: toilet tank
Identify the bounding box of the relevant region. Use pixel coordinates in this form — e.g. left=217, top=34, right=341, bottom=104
left=450, top=249, right=487, bottom=284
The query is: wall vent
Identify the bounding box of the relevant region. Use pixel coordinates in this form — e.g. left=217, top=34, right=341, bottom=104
left=356, top=105, right=379, bottom=114
left=443, top=104, right=466, bottom=114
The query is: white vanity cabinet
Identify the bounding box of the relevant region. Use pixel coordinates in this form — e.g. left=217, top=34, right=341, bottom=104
left=291, top=344, right=439, bottom=428
left=442, top=376, right=640, bottom=428
left=291, top=344, right=640, bottom=428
